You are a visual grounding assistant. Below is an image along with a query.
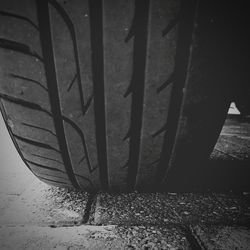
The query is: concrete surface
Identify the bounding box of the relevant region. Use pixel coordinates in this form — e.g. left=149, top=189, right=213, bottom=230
left=1, top=113, right=250, bottom=249
left=93, top=192, right=250, bottom=226
left=193, top=225, right=250, bottom=250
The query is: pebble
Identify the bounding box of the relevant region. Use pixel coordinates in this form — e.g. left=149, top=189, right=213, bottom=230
left=230, top=206, right=237, bottom=210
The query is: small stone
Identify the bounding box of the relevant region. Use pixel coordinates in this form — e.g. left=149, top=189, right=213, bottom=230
left=230, top=206, right=237, bottom=210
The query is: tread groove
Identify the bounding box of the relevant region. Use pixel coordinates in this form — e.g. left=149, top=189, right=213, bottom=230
left=49, top=0, right=87, bottom=116
left=75, top=174, right=95, bottom=188
left=27, top=158, right=95, bottom=188
left=35, top=175, right=69, bottom=185
left=162, top=15, right=180, bottom=37
left=31, top=153, right=63, bottom=164
left=26, top=159, right=63, bottom=172
left=62, top=115, right=94, bottom=173
left=9, top=73, right=48, bottom=91
left=0, top=38, right=43, bottom=61
left=35, top=173, right=68, bottom=181
left=0, top=11, right=39, bottom=30
left=157, top=72, right=174, bottom=93
left=83, top=94, right=94, bottom=116
left=67, top=73, right=77, bottom=92
left=36, top=0, right=80, bottom=189
left=13, top=133, right=60, bottom=153
left=78, top=155, right=85, bottom=164
left=152, top=123, right=167, bottom=138
left=89, top=0, right=109, bottom=190
left=147, top=158, right=160, bottom=167
left=124, top=0, right=150, bottom=190
left=21, top=122, right=56, bottom=136
left=0, top=100, right=32, bottom=172
left=0, top=92, right=52, bottom=116
left=155, top=0, right=199, bottom=185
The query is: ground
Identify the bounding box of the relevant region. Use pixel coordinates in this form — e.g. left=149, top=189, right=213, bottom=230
left=0, top=108, right=250, bottom=249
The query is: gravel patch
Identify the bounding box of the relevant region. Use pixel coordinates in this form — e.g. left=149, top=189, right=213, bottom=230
left=94, top=191, right=250, bottom=226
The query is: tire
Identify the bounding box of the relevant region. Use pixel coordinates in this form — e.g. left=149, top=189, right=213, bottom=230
left=0, top=0, right=230, bottom=192
left=235, top=97, right=250, bottom=117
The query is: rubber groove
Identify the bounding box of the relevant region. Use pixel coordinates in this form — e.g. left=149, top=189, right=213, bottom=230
left=62, top=115, right=94, bottom=173
left=31, top=153, right=63, bottom=164
left=0, top=100, right=32, bottom=172
left=162, top=15, right=180, bottom=37
left=35, top=172, right=68, bottom=181
left=67, top=73, right=77, bottom=92
left=49, top=0, right=89, bottom=115
left=21, top=122, right=56, bottom=136
left=13, top=133, right=60, bottom=153
left=157, top=11, right=179, bottom=94
left=0, top=11, right=39, bottom=30
left=74, top=173, right=95, bottom=189
left=36, top=175, right=69, bottom=185
left=78, top=155, right=85, bottom=164
left=0, top=92, right=52, bottom=116
left=152, top=123, right=167, bottom=138
left=157, top=72, right=174, bottom=93
left=82, top=94, right=94, bottom=115
left=26, top=159, right=64, bottom=172
left=9, top=73, right=47, bottom=91
left=89, top=0, right=109, bottom=190
left=36, top=0, right=80, bottom=189
left=124, top=0, right=150, bottom=190
left=155, top=0, right=198, bottom=185
left=0, top=38, right=43, bottom=61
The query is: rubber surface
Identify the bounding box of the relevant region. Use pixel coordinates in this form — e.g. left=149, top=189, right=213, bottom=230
left=0, top=0, right=230, bottom=192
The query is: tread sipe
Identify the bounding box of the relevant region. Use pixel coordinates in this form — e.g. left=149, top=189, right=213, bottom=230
left=0, top=0, right=230, bottom=192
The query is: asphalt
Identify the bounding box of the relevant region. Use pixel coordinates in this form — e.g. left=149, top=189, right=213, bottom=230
left=0, top=112, right=250, bottom=249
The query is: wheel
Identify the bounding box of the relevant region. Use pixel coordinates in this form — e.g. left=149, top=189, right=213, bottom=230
left=0, top=0, right=231, bottom=192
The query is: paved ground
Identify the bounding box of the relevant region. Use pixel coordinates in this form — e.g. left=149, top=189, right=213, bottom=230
left=0, top=111, right=250, bottom=249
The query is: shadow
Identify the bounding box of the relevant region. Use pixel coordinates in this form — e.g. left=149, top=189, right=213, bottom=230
left=160, top=114, right=250, bottom=193
left=197, top=158, right=250, bottom=192
left=158, top=158, right=250, bottom=193
left=227, top=114, right=250, bottom=123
